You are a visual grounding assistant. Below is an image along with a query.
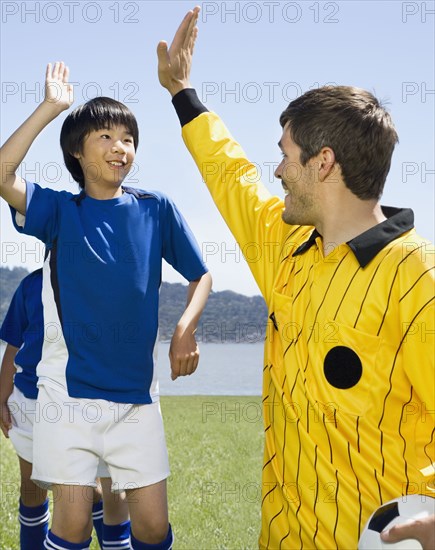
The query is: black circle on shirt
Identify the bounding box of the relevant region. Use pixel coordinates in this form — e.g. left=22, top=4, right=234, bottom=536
left=323, top=346, right=362, bottom=389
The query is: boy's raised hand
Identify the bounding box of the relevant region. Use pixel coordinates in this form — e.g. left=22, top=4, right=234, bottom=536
left=44, top=61, right=74, bottom=112
left=157, top=6, right=200, bottom=97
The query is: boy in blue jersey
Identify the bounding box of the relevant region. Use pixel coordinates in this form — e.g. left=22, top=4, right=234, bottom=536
left=0, top=62, right=212, bottom=550
left=0, top=269, right=131, bottom=549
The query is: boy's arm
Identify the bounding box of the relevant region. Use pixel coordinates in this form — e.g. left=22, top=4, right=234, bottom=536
left=169, top=271, right=212, bottom=380
left=0, top=62, right=73, bottom=215
left=0, top=344, right=19, bottom=438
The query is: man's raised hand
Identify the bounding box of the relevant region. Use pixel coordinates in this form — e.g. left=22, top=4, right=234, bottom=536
left=157, top=6, right=200, bottom=97
left=44, top=61, right=74, bottom=113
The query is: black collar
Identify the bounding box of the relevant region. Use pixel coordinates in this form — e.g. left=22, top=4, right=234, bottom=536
left=292, top=207, right=414, bottom=267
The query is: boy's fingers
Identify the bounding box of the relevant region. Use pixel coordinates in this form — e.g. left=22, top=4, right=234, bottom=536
left=170, top=354, right=180, bottom=380
left=52, top=61, right=60, bottom=78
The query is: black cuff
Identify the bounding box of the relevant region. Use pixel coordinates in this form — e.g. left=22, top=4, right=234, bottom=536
left=172, top=89, right=208, bottom=127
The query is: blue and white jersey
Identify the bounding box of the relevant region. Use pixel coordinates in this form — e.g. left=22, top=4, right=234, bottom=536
left=11, top=182, right=208, bottom=404
left=0, top=269, right=43, bottom=399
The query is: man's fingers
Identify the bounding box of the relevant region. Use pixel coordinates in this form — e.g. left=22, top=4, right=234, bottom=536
left=381, top=519, right=427, bottom=543
left=168, top=9, right=195, bottom=54
left=188, top=26, right=199, bottom=56
left=183, top=7, right=200, bottom=49
left=157, top=40, right=169, bottom=60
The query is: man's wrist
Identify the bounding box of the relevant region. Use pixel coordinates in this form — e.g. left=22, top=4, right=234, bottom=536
left=168, top=82, right=191, bottom=98
left=171, top=88, right=208, bottom=127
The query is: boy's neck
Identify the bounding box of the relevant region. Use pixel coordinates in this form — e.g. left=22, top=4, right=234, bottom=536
left=83, top=184, right=124, bottom=200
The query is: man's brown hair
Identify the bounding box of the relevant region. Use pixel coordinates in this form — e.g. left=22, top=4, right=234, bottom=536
left=279, top=86, right=399, bottom=199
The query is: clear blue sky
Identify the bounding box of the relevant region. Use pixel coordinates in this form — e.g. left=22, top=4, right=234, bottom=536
left=1, top=0, right=434, bottom=295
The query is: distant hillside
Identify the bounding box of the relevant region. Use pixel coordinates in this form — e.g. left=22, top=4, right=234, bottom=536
left=0, top=267, right=267, bottom=343
left=0, top=266, right=30, bottom=322
left=159, top=282, right=267, bottom=343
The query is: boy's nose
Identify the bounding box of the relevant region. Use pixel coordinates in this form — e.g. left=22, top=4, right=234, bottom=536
left=112, top=141, right=126, bottom=153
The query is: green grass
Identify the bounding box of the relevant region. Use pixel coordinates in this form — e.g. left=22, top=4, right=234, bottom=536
left=0, top=396, right=263, bottom=550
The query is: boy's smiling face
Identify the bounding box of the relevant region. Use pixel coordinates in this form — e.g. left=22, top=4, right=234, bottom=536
left=74, top=125, right=135, bottom=193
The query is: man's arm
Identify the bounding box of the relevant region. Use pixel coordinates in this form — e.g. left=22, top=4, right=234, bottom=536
left=158, top=8, right=287, bottom=303
left=0, top=62, right=73, bottom=215
left=0, top=344, right=19, bottom=438
left=169, top=271, right=212, bottom=380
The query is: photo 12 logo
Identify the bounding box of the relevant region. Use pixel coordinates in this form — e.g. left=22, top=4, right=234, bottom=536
left=1, top=2, right=140, bottom=24
left=201, top=1, right=340, bottom=24
left=2, top=81, right=140, bottom=105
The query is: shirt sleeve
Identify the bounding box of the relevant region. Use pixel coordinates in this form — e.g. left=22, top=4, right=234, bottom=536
left=0, top=280, right=27, bottom=348
left=160, top=194, right=208, bottom=282
left=9, top=181, right=61, bottom=245
left=176, top=94, right=288, bottom=303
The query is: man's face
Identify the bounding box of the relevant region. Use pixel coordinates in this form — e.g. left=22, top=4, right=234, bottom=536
left=275, top=123, right=319, bottom=226
left=75, top=125, right=135, bottom=189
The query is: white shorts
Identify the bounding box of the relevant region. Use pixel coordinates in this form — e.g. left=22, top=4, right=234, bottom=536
left=32, top=385, right=170, bottom=492
left=7, top=385, right=36, bottom=463
left=7, top=386, right=110, bottom=477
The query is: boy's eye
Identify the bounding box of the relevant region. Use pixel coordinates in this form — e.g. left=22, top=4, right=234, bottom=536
left=124, top=138, right=133, bottom=143
left=101, top=134, right=111, bottom=139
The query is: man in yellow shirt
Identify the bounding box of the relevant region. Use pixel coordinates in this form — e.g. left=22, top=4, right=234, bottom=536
left=158, top=8, right=435, bottom=549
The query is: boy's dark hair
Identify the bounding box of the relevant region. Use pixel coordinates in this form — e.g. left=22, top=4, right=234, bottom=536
left=60, top=97, right=139, bottom=189
left=279, top=86, right=398, bottom=200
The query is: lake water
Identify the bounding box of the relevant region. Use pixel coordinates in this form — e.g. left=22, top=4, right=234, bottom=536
left=156, top=342, right=263, bottom=395
left=0, top=342, right=264, bottom=396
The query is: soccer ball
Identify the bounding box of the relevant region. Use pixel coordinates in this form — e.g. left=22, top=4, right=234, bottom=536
left=358, top=495, right=435, bottom=549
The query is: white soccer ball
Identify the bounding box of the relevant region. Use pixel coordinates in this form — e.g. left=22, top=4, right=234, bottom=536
left=358, top=495, right=435, bottom=549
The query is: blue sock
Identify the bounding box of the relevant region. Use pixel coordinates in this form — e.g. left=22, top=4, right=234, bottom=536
left=19, top=498, right=50, bottom=550
left=92, top=500, right=104, bottom=547
left=131, top=524, right=173, bottom=550
left=44, top=530, right=92, bottom=549
left=102, top=520, right=131, bottom=549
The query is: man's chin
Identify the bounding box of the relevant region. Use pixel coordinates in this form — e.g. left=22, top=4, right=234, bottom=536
left=282, top=210, right=313, bottom=227
left=281, top=210, right=297, bottom=225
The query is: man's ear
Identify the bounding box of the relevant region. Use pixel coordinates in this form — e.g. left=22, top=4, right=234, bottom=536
left=318, top=147, right=336, bottom=182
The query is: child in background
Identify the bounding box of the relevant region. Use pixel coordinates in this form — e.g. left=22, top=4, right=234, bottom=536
left=0, top=268, right=131, bottom=549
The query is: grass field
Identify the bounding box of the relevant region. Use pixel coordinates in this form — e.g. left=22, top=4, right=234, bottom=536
left=0, top=396, right=263, bottom=550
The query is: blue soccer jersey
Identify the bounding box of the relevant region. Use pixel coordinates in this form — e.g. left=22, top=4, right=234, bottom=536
left=0, top=269, right=43, bottom=399
left=11, top=183, right=208, bottom=404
